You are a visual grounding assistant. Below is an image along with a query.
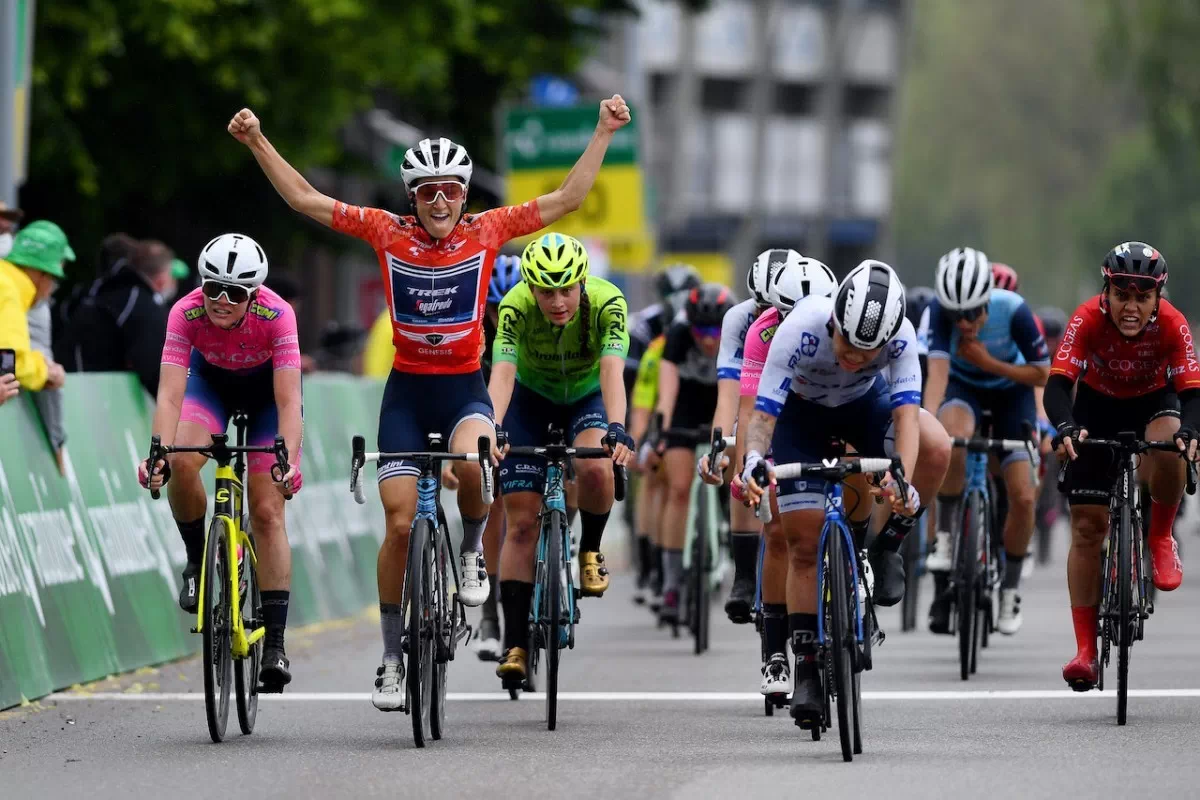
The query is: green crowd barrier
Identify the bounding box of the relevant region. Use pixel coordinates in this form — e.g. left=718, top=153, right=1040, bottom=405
left=0, top=372, right=400, bottom=710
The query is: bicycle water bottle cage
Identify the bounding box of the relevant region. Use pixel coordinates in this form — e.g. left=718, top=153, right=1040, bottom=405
left=426, top=433, right=444, bottom=451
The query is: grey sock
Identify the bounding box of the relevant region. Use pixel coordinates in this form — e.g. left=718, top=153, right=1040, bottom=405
left=380, top=603, right=405, bottom=664
left=663, top=549, right=684, bottom=593
left=461, top=514, right=487, bottom=556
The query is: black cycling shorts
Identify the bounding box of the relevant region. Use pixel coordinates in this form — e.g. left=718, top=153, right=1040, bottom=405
left=664, top=379, right=718, bottom=450
left=1061, top=383, right=1179, bottom=506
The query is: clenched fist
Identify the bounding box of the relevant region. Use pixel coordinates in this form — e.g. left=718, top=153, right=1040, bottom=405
left=228, top=108, right=263, bottom=145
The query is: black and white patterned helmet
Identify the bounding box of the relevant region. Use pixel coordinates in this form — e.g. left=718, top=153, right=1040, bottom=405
left=833, top=260, right=907, bottom=349
left=935, top=246, right=992, bottom=311
left=748, top=249, right=792, bottom=306
left=768, top=256, right=837, bottom=315
left=399, top=137, right=473, bottom=191
left=197, top=233, right=268, bottom=288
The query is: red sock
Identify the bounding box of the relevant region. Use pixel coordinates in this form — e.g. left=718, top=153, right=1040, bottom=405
left=1071, top=606, right=1098, bottom=658
left=1149, top=500, right=1179, bottom=541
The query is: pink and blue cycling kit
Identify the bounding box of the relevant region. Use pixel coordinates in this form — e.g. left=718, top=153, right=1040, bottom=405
left=162, top=286, right=303, bottom=476
left=740, top=307, right=782, bottom=399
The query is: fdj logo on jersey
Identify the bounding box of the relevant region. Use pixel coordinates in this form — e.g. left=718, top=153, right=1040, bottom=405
left=800, top=332, right=820, bottom=357
left=889, top=338, right=907, bottom=359
left=388, top=252, right=484, bottom=326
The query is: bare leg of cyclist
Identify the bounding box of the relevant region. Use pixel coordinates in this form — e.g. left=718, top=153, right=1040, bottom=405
left=759, top=495, right=791, bottom=696
left=472, top=475, right=504, bottom=661
left=373, top=475, right=417, bottom=710
left=1063, top=503, right=1107, bottom=688
left=997, top=456, right=1037, bottom=634
left=929, top=403, right=975, bottom=632
left=249, top=471, right=292, bottom=687
left=781, top=507, right=824, bottom=726
left=1144, top=413, right=1185, bottom=590
left=166, top=422, right=214, bottom=615
left=725, top=497, right=761, bottom=624
left=636, top=470, right=666, bottom=606
left=496, top=490, right=542, bottom=686
left=450, top=417, right=497, bottom=607
left=574, top=427, right=615, bottom=597
left=660, top=447, right=695, bottom=624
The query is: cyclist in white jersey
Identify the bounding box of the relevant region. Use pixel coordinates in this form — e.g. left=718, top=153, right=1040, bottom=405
left=740, top=261, right=950, bottom=727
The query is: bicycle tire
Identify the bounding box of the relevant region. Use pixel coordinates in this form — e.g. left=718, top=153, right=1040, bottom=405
left=828, top=524, right=856, bottom=762
left=1117, top=480, right=1133, bottom=726
left=957, top=492, right=982, bottom=681
left=202, top=517, right=232, bottom=743
left=693, top=486, right=710, bottom=656
left=430, top=528, right=450, bottom=741
left=899, top=524, right=922, bottom=632
left=234, top=534, right=261, bottom=736
left=546, top=509, right=567, bottom=732
left=407, top=519, right=434, bottom=748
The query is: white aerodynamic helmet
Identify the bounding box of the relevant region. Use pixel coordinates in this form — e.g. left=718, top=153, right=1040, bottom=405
left=747, top=248, right=794, bottom=306
left=197, top=233, right=269, bottom=289
left=399, top=137, right=473, bottom=191
left=935, top=246, right=992, bottom=311
left=768, top=256, right=837, bottom=315
left=833, top=260, right=907, bottom=350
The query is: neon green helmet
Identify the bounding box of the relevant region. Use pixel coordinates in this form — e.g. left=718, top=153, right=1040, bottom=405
left=519, top=232, right=589, bottom=289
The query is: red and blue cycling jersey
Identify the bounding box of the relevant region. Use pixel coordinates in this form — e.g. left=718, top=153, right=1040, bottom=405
left=332, top=201, right=544, bottom=375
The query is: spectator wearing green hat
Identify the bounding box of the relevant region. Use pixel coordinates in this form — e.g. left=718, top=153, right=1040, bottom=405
left=0, top=220, right=72, bottom=392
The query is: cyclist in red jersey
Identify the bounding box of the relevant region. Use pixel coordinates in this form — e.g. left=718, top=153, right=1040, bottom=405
left=1043, top=242, right=1200, bottom=690
left=229, top=97, right=632, bottom=710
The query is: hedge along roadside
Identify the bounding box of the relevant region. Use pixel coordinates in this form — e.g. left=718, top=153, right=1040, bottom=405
left=0, top=372, right=417, bottom=710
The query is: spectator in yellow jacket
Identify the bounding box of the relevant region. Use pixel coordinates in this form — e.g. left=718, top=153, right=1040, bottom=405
left=0, top=221, right=74, bottom=392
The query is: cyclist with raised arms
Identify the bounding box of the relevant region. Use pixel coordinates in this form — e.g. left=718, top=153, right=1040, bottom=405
left=923, top=247, right=1050, bottom=636
left=1045, top=243, right=1200, bottom=690
left=697, top=252, right=787, bottom=623
left=647, top=282, right=736, bottom=624
left=139, top=233, right=302, bottom=691
left=228, top=96, right=632, bottom=709
left=488, top=233, right=632, bottom=686
left=727, top=253, right=837, bottom=696
left=740, top=261, right=951, bottom=727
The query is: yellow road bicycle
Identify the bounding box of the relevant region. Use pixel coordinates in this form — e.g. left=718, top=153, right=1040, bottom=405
left=146, top=412, right=292, bottom=743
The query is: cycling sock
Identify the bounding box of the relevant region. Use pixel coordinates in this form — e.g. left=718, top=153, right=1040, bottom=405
left=936, top=495, right=962, bottom=559
left=763, top=603, right=788, bottom=656
left=380, top=603, right=405, bottom=664
left=663, top=549, right=684, bottom=593
left=636, top=535, right=653, bottom=581
left=1070, top=605, right=1098, bottom=657
left=261, top=590, right=289, bottom=649
left=933, top=570, right=949, bottom=599
left=461, top=514, right=487, bottom=555
left=730, top=531, right=759, bottom=582
left=579, top=509, right=610, bottom=553
left=1149, top=500, right=1179, bottom=541
left=1002, top=553, right=1025, bottom=590
left=481, top=579, right=499, bottom=623
left=653, top=544, right=665, bottom=581
left=788, top=613, right=819, bottom=658
left=176, top=517, right=206, bottom=566
left=500, top=580, right=533, bottom=651
left=874, top=508, right=925, bottom=552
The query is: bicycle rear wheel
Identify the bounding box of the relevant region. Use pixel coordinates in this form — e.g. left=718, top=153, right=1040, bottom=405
left=234, top=535, right=261, bottom=735
left=407, top=519, right=434, bottom=748
left=958, top=492, right=983, bottom=681
left=692, top=486, right=711, bottom=656
left=828, top=525, right=856, bottom=762
left=202, top=518, right=232, bottom=743
left=1117, top=491, right=1133, bottom=726
left=430, top=528, right=450, bottom=741
left=546, top=510, right=567, bottom=731
left=899, top=522, right=922, bottom=632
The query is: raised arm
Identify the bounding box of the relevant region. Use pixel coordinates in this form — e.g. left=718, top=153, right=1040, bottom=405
left=229, top=109, right=336, bottom=228
left=535, top=95, right=632, bottom=227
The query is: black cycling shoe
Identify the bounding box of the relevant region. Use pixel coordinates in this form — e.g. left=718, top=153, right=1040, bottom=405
left=724, top=575, right=757, bottom=624
left=789, top=667, right=823, bottom=729
left=868, top=547, right=905, bottom=607
left=259, top=646, right=292, bottom=692
left=178, top=563, right=201, bottom=613
left=928, top=592, right=953, bottom=635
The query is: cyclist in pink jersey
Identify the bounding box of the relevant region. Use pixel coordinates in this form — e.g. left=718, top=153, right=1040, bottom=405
left=140, top=233, right=303, bottom=691
left=229, top=96, right=633, bottom=711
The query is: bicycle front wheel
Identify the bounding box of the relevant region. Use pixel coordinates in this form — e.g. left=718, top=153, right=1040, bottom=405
left=430, top=526, right=450, bottom=741
left=546, top=510, right=568, bottom=732
left=202, top=517, right=233, bottom=743
left=692, top=486, right=711, bottom=656
left=957, top=492, right=983, bottom=681
left=407, top=519, right=434, bottom=748
left=828, top=524, right=856, bottom=762
left=234, top=533, right=261, bottom=735
left=899, top=521, right=922, bottom=632
left=1117, top=487, right=1133, bottom=726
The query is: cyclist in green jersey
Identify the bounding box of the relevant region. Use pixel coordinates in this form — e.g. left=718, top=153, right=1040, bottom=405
left=488, top=232, right=634, bottom=684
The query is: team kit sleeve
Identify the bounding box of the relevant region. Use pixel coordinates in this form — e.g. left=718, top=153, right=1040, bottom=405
left=1010, top=301, right=1051, bottom=364
left=926, top=300, right=952, bottom=360
left=1164, top=305, right=1200, bottom=392
left=330, top=202, right=399, bottom=250
left=160, top=301, right=195, bottom=368
left=492, top=293, right=527, bottom=366
left=755, top=313, right=802, bottom=417
left=740, top=312, right=776, bottom=398
left=474, top=201, right=545, bottom=250
left=716, top=301, right=752, bottom=380
left=886, top=319, right=923, bottom=408
left=1048, top=301, right=1092, bottom=383
left=271, top=303, right=304, bottom=370
left=595, top=289, right=630, bottom=358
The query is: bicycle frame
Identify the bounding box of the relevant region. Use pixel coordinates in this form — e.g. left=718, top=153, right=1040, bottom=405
left=532, top=460, right=575, bottom=647
left=815, top=482, right=864, bottom=646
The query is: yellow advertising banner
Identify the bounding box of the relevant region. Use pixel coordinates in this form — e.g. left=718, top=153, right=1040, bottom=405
left=661, top=252, right=736, bottom=287
left=505, top=164, right=648, bottom=242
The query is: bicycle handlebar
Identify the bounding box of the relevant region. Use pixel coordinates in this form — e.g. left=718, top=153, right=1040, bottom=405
left=349, top=434, right=491, bottom=506
left=703, top=427, right=737, bottom=481
left=751, top=457, right=908, bottom=524
left=146, top=434, right=291, bottom=500
left=496, top=429, right=628, bottom=502
left=1055, top=436, right=1197, bottom=496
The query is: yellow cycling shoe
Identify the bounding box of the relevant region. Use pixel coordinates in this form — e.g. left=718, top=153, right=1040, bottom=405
left=580, top=551, right=610, bottom=597
left=496, top=647, right=528, bottom=687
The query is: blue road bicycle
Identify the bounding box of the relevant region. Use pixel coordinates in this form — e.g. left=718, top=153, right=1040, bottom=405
left=755, top=456, right=902, bottom=763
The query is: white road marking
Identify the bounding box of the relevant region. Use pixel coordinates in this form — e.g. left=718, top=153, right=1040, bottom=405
left=51, top=689, right=1200, bottom=703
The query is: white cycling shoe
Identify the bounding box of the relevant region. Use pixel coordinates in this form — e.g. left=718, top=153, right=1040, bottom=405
left=926, top=531, right=953, bottom=573
left=760, top=653, right=792, bottom=696
left=458, top=552, right=490, bottom=608
left=997, top=589, right=1023, bottom=635
left=372, top=661, right=404, bottom=711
